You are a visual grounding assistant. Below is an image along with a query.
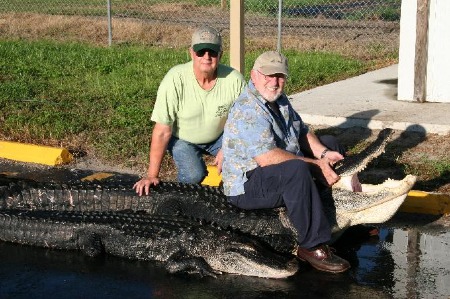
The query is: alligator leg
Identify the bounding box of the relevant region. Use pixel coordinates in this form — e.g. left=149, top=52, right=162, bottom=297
left=166, top=251, right=221, bottom=278
left=77, top=228, right=105, bottom=257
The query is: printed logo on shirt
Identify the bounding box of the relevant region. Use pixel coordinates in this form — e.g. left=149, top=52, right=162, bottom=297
left=215, top=104, right=229, bottom=117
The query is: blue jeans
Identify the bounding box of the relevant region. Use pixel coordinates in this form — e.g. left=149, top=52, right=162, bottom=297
left=167, top=135, right=222, bottom=184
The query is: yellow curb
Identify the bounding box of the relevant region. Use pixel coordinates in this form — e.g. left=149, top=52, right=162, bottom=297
left=400, top=190, right=450, bottom=215
left=201, top=165, right=222, bottom=187
left=0, top=141, right=73, bottom=166
left=81, top=172, right=115, bottom=182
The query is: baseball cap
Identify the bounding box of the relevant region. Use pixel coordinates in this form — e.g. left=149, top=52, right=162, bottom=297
left=253, top=51, right=289, bottom=77
left=191, top=26, right=222, bottom=53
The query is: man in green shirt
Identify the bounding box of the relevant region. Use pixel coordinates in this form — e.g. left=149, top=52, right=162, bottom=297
left=134, top=26, right=245, bottom=196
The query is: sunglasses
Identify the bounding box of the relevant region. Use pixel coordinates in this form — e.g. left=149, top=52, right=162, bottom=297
left=195, top=49, right=219, bottom=58
left=257, top=70, right=286, bottom=82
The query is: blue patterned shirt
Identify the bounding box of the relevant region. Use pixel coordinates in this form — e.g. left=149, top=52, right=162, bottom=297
left=222, top=80, right=309, bottom=196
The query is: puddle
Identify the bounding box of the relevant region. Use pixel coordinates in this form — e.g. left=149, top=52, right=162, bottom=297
left=0, top=225, right=449, bottom=298
left=0, top=161, right=448, bottom=298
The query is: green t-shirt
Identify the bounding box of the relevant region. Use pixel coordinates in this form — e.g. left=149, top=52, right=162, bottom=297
left=151, top=61, right=245, bottom=144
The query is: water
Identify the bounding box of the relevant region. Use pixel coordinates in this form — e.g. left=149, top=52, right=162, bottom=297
left=1, top=224, right=449, bottom=299
left=0, top=163, right=448, bottom=298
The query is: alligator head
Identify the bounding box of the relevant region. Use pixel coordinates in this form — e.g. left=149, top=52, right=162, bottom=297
left=333, top=127, right=394, bottom=191
left=176, top=227, right=299, bottom=279
left=318, top=128, right=417, bottom=239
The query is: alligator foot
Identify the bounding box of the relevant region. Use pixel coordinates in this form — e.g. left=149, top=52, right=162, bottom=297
left=166, top=252, right=221, bottom=278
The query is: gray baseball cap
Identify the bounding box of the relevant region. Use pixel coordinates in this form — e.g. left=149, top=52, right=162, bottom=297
left=253, top=51, right=289, bottom=76
left=191, top=26, right=222, bottom=53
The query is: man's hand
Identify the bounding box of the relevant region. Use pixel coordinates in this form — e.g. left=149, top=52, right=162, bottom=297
left=321, top=149, right=343, bottom=166
left=311, top=158, right=341, bottom=187
left=133, top=177, right=160, bottom=196
left=213, top=149, right=224, bottom=174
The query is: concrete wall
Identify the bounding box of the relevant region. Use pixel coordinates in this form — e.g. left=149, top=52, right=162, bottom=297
left=398, top=0, right=450, bottom=103
left=426, top=0, right=450, bottom=101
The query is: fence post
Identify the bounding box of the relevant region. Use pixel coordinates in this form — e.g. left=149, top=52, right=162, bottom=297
left=413, top=0, right=429, bottom=102
left=230, top=0, right=244, bottom=74
left=107, top=0, right=112, bottom=46
left=277, top=0, right=282, bottom=52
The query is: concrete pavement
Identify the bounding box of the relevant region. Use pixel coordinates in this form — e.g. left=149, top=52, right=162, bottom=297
left=290, top=64, right=450, bottom=136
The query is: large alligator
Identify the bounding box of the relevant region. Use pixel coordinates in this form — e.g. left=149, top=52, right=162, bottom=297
left=0, top=209, right=298, bottom=278
left=0, top=128, right=416, bottom=254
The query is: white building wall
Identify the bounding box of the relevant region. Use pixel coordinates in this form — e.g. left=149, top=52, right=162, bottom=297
left=398, top=0, right=450, bottom=103
left=398, top=0, right=417, bottom=102
left=426, top=0, right=450, bottom=102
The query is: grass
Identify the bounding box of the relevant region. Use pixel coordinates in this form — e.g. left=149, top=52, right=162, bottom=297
left=405, top=155, right=450, bottom=178
left=0, top=39, right=364, bottom=169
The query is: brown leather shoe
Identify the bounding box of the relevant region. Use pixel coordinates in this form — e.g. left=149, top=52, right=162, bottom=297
left=296, top=244, right=350, bottom=273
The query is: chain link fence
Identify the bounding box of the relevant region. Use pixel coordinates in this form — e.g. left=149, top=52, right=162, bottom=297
left=0, top=0, right=401, bottom=61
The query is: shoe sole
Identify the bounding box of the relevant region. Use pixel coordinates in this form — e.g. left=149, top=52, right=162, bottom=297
left=297, top=257, right=351, bottom=273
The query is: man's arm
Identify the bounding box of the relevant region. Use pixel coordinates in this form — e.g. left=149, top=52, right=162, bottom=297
left=254, top=140, right=341, bottom=187
left=133, top=123, right=172, bottom=196
left=301, top=131, right=344, bottom=163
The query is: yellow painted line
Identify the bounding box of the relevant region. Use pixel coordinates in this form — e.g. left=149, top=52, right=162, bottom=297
left=0, top=141, right=73, bottom=166
left=81, top=172, right=115, bottom=182
left=201, top=165, right=222, bottom=187
left=400, top=190, right=450, bottom=215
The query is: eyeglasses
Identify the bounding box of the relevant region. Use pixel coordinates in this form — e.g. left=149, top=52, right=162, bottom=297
left=195, top=49, right=219, bottom=58
left=257, top=70, right=286, bottom=82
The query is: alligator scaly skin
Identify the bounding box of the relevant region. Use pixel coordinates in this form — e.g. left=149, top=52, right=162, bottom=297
left=0, top=209, right=298, bottom=278
left=0, top=128, right=416, bottom=253
left=0, top=178, right=296, bottom=253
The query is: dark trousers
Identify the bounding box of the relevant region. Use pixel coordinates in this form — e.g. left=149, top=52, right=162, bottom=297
left=227, top=136, right=344, bottom=249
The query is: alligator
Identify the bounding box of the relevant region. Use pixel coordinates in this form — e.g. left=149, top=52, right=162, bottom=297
left=0, top=128, right=416, bottom=254
left=0, top=209, right=298, bottom=278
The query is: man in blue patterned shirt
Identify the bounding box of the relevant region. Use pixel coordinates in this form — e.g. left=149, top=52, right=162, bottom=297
left=222, top=51, right=351, bottom=273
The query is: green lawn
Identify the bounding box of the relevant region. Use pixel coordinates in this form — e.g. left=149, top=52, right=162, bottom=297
left=0, top=40, right=364, bottom=167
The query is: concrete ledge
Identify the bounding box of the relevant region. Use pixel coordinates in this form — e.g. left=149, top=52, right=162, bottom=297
left=401, top=190, right=450, bottom=215
left=300, top=114, right=450, bottom=136
left=0, top=141, right=73, bottom=166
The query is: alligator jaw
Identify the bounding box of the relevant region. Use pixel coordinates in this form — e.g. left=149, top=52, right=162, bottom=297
left=205, top=238, right=299, bottom=279
left=330, top=174, right=417, bottom=236
left=335, top=128, right=394, bottom=178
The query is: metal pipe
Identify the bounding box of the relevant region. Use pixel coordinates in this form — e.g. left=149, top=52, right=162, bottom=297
left=107, top=0, right=112, bottom=46
left=277, top=0, right=282, bottom=52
